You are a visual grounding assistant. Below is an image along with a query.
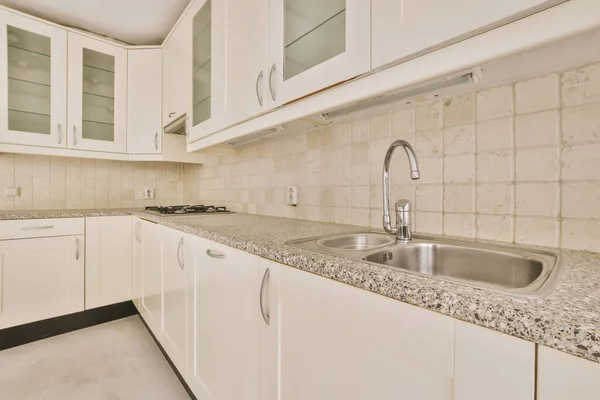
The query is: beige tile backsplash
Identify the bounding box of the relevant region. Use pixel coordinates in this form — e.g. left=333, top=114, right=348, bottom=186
left=195, top=61, right=600, bottom=253
left=0, top=156, right=199, bottom=210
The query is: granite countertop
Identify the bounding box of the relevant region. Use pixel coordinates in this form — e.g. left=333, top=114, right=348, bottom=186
left=1, top=209, right=599, bottom=363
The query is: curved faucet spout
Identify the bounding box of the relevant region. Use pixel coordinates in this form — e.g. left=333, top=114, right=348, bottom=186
left=382, top=140, right=420, bottom=239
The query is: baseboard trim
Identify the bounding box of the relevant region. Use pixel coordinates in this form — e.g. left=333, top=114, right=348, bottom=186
left=0, top=301, right=138, bottom=351
left=138, top=315, right=197, bottom=400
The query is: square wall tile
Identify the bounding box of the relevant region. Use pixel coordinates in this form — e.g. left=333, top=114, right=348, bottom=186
left=416, top=130, right=443, bottom=156
left=476, top=86, right=514, bottom=121
left=444, top=124, right=475, bottom=155
left=444, top=154, right=475, bottom=184
left=415, top=211, right=442, bottom=234
left=476, top=215, right=514, bottom=242
left=416, top=102, right=442, bottom=131
left=515, top=147, right=560, bottom=182
left=476, top=118, right=514, bottom=152
left=515, top=111, right=559, bottom=148
left=351, top=186, right=370, bottom=208
left=443, top=94, right=474, bottom=128
left=417, top=155, right=443, bottom=184
left=477, top=151, right=514, bottom=182
left=515, top=217, right=559, bottom=247
left=370, top=114, right=391, bottom=139
left=444, top=184, right=475, bottom=213
left=515, top=74, right=559, bottom=114
left=333, top=124, right=351, bottom=145
left=562, top=182, right=600, bottom=219
left=351, top=119, right=370, bottom=142
left=562, top=143, right=600, bottom=180
left=391, top=108, right=415, bottom=135
left=561, top=219, right=600, bottom=252
left=415, top=185, right=442, bottom=212
left=562, top=62, right=600, bottom=107
left=561, top=103, right=600, bottom=144
left=476, top=183, right=514, bottom=215
left=351, top=208, right=370, bottom=227
left=444, top=213, right=475, bottom=238
left=515, top=183, right=559, bottom=217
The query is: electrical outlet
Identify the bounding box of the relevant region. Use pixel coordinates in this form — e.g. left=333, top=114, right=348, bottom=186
left=4, top=186, right=20, bottom=198
left=143, top=188, right=155, bottom=200
left=286, top=186, right=298, bottom=206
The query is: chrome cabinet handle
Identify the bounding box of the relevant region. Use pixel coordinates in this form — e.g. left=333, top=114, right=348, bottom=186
left=206, top=249, right=225, bottom=259
left=72, top=126, right=77, bottom=146
left=22, top=225, right=54, bottom=231
left=57, top=123, right=62, bottom=144
left=177, top=237, right=184, bottom=270
left=168, top=112, right=176, bottom=118
left=185, top=115, right=189, bottom=138
left=134, top=221, right=141, bottom=242
left=75, top=238, right=80, bottom=260
left=154, top=132, right=159, bottom=151
left=268, top=63, right=276, bottom=101
left=259, top=268, right=270, bottom=326
left=255, top=70, right=264, bottom=106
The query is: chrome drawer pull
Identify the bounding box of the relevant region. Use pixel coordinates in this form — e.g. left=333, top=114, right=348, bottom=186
left=21, top=226, right=54, bottom=231
left=206, top=249, right=225, bottom=259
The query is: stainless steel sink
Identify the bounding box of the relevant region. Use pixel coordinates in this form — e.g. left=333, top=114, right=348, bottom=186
left=287, top=232, right=562, bottom=297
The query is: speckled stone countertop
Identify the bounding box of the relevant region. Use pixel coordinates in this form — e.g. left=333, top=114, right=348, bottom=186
left=0, top=208, right=137, bottom=220
left=1, top=209, right=599, bottom=363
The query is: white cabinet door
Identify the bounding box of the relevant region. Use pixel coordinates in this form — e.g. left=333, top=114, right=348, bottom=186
left=160, top=226, right=187, bottom=378
left=67, top=32, right=127, bottom=153
left=163, top=14, right=192, bottom=127
left=189, top=0, right=226, bottom=141
left=223, top=0, right=270, bottom=127
left=0, top=11, right=67, bottom=148
left=258, top=259, right=279, bottom=400
left=372, top=0, right=555, bottom=68
left=131, top=217, right=142, bottom=311
left=538, top=346, right=600, bottom=400
left=127, top=49, right=162, bottom=154
left=85, top=216, right=132, bottom=309
left=140, top=219, right=162, bottom=333
left=268, top=0, right=370, bottom=106
left=278, top=266, right=454, bottom=400
left=0, top=235, right=83, bottom=329
left=454, top=320, right=535, bottom=400
left=187, top=235, right=260, bottom=400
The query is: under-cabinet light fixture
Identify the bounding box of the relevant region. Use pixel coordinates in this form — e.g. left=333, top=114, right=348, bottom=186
left=227, top=125, right=284, bottom=148
left=322, top=68, right=480, bottom=120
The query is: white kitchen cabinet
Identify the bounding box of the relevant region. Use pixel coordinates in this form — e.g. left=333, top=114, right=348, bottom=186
left=160, top=225, right=188, bottom=378
left=85, top=216, right=132, bottom=309
left=186, top=235, right=262, bottom=400
left=454, top=320, right=535, bottom=400
left=268, top=0, right=370, bottom=106
left=538, top=346, right=600, bottom=400
left=67, top=32, right=127, bottom=153
left=258, top=258, right=279, bottom=400
left=188, top=0, right=226, bottom=142
left=371, top=0, right=558, bottom=69
left=223, top=0, right=271, bottom=127
left=140, top=219, right=162, bottom=333
left=0, top=235, right=84, bottom=329
left=278, top=265, right=454, bottom=400
left=131, top=217, right=142, bottom=311
left=0, top=10, right=67, bottom=148
left=127, top=49, right=162, bottom=154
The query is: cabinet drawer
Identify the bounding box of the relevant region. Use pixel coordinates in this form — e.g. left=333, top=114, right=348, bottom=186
left=0, top=218, right=84, bottom=240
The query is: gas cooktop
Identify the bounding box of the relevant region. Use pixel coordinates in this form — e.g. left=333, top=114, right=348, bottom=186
left=144, top=205, right=233, bottom=215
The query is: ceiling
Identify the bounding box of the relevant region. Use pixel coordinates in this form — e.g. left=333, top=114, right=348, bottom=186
left=0, top=0, right=191, bottom=45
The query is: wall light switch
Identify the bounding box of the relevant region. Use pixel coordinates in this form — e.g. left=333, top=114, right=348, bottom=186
left=4, top=186, right=20, bottom=198
left=287, top=186, right=298, bottom=206
left=143, top=188, right=155, bottom=200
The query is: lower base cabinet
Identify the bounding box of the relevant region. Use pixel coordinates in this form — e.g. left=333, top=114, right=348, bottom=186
left=538, top=346, right=600, bottom=400
left=140, top=220, right=163, bottom=334
left=0, top=235, right=84, bottom=329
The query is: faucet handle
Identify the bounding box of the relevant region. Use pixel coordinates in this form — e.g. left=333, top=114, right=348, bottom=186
left=395, top=199, right=411, bottom=211
left=395, top=199, right=412, bottom=241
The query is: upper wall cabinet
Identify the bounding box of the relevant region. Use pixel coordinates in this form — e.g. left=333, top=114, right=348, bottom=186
left=268, top=0, right=370, bottom=106
left=188, top=0, right=225, bottom=142
left=222, top=0, right=270, bottom=128
left=67, top=32, right=127, bottom=153
left=128, top=49, right=162, bottom=154
left=371, top=0, right=559, bottom=69
left=0, top=11, right=67, bottom=148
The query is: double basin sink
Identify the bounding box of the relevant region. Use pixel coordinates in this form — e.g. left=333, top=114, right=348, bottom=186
left=287, top=232, right=562, bottom=297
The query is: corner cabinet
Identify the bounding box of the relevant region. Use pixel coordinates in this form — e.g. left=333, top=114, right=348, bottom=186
left=67, top=32, right=127, bottom=153
left=0, top=10, right=67, bottom=148
left=267, top=0, right=371, bottom=106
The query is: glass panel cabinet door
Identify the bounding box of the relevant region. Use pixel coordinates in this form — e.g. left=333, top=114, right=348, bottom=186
left=67, top=32, right=127, bottom=153
left=268, top=0, right=370, bottom=106
left=0, top=11, right=67, bottom=148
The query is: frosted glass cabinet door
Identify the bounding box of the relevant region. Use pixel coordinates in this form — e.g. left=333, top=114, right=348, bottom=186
left=67, top=32, right=127, bottom=153
left=268, top=0, right=370, bottom=106
left=0, top=11, right=67, bottom=147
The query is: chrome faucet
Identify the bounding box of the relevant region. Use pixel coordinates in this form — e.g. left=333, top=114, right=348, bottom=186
left=382, top=140, right=420, bottom=241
